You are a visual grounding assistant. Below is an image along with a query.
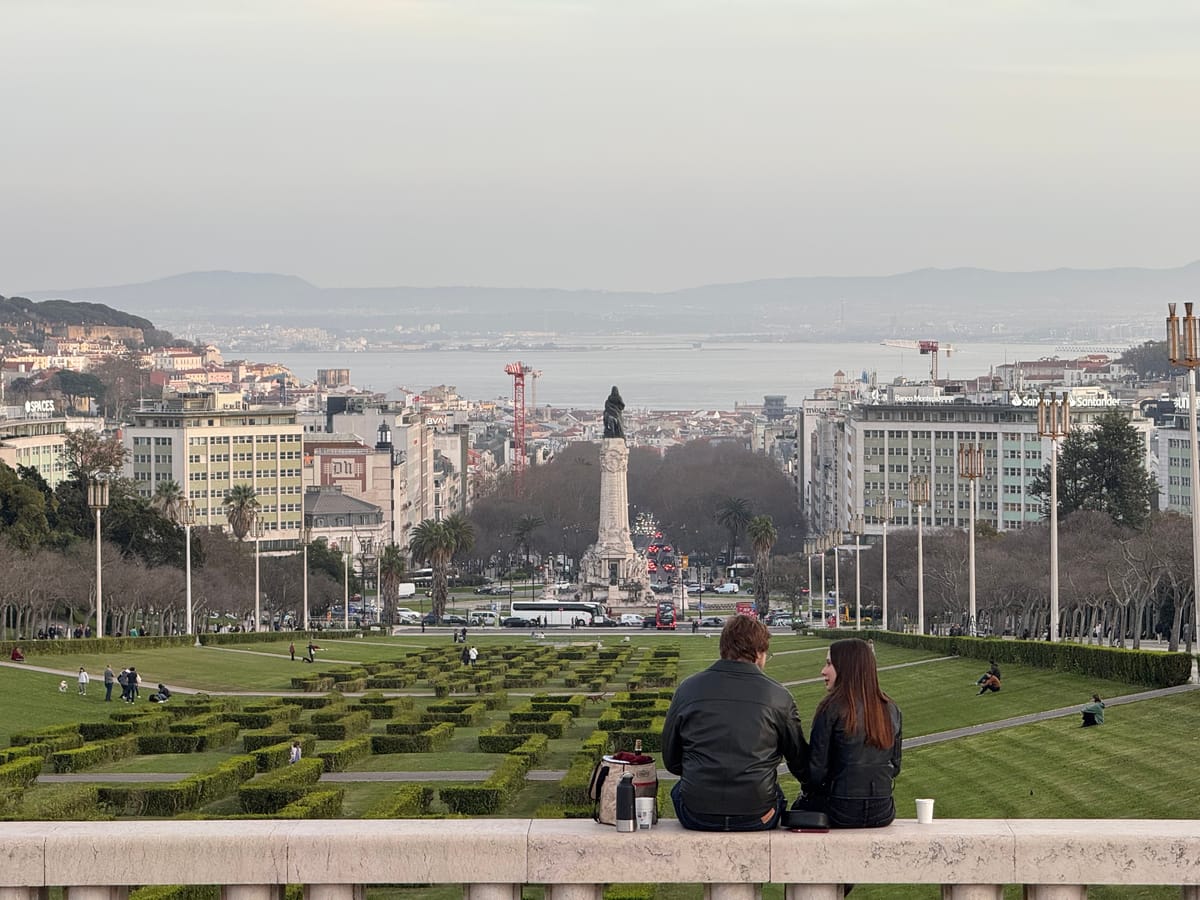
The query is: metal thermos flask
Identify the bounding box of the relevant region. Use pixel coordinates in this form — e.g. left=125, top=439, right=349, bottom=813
left=615, top=773, right=636, bottom=832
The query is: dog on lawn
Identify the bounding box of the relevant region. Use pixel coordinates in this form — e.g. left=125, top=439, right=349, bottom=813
left=58, top=680, right=68, bottom=693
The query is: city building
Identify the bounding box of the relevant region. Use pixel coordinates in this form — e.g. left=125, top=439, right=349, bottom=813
left=806, top=383, right=1152, bottom=538
left=121, top=391, right=304, bottom=541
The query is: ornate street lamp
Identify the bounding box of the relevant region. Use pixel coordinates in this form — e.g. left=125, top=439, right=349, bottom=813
left=850, top=515, right=865, bottom=631
left=832, top=530, right=844, bottom=627
left=958, top=442, right=985, bottom=636
left=359, top=537, right=375, bottom=624
left=87, top=475, right=110, bottom=638
left=181, top=500, right=195, bottom=637
left=1037, top=390, right=1071, bottom=642
left=301, top=526, right=312, bottom=632
left=873, top=498, right=894, bottom=630
left=251, top=517, right=265, bottom=633
left=1167, top=302, right=1200, bottom=654
left=908, top=475, right=930, bottom=634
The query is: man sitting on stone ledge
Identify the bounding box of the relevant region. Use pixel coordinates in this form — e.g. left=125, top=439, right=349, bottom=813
left=662, top=614, right=808, bottom=831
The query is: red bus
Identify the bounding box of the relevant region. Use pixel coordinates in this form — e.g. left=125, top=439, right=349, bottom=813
left=655, top=601, right=677, bottom=630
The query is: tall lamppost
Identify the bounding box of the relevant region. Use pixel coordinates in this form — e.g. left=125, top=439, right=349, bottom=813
left=251, top=517, right=265, bottom=633
left=182, top=500, right=195, bottom=637
left=87, top=475, right=110, bottom=638
left=1037, top=390, right=1071, bottom=642
left=1167, top=302, right=1200, bottom=654
left=873, top=498, right=893, bottom=630
left=908, top=475, right=930, bottom=634
left=851, top=515, right=864, bottom=631
left=819, top=535, right=828, bottom=625
left=804, top=539, right=816, bottom=628
left=958, top=442, right=985, bottom=636
left=301, top=526, right=311, bottom=632
left=359, top=537, right=375, bottom=625
left=832, top=530, right=843, bottom=626
left=340, top=538, right=351, bottom=630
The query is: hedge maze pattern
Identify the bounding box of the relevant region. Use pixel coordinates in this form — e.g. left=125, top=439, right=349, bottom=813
left=0, top=642, right=680, bottom=822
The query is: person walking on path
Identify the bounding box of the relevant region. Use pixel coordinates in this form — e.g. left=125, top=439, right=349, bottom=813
left=77, top=667, right=90, bottom=696
left=468, top=645, right=478, bottom=666
left=129, top=667, right=141, bottom=701
left=118, top=668, right=130, bottom=702
left=460, top=645, right=470, bottom=666
left=289, top=741, right=302, bottom=764
left=103, top=664, right=115, bottom=701
left=289, top=642, right=295, bottom=661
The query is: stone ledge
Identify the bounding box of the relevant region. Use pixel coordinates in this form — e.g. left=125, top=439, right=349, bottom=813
left=2, top=819, right=1199, bottom=888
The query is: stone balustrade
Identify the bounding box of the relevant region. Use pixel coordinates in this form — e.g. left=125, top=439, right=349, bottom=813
left=3, top=819, right=1200, bottom=900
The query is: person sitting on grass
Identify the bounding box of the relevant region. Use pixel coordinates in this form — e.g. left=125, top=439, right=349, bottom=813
left=1081, top=694, right=1105, bottom=727
left=10, top=646, right=24, bottom=662
left=975, top=659, right=1000, bottom=686
left=977, top=672, right=1001, bottom=695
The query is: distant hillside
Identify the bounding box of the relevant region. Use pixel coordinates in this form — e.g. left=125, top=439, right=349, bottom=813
left=21, top=262, right=1200, bottom=339
left=0, top=295, right=156, bottom=332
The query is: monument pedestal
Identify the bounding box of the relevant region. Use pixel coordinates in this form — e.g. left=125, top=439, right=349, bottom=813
left=581, top=438, right=648, bottom=603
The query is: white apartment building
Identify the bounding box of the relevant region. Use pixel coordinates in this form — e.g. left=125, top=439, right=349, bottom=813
left=807, top=385, right=1152, bottom=538
left=122, top=391, right=304, bottom=541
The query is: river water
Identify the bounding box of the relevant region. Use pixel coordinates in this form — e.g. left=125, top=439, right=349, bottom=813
left=261, top=339, right=1073, bottom=410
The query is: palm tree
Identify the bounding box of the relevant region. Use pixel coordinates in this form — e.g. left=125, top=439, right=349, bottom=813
left=513, top=514, right=545, bottom=569
left=716, top=497, right=753, bottom=571
left=378, top=542, right=407, bottom=627
left=409, top=514, right=475, bottom=619
left=223, top=484, right=259, bottom=541
left=747, top=515, right=778, bottom=618
left=151, top=480, right=186, bottom=522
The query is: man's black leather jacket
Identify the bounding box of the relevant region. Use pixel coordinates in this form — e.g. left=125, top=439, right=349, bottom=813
left=662, top=659, right=808, bottom=816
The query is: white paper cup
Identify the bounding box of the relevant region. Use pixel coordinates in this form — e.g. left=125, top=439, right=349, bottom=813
left=636, top=797, right=655, bottom=829
left=915, top=798, right=934, bottom=824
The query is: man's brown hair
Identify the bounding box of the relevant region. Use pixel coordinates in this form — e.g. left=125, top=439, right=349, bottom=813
left=719, top=614, right=771, bottom=662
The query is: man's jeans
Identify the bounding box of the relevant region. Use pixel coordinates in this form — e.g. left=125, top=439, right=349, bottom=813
left=670, top=780, right=785, bottom=831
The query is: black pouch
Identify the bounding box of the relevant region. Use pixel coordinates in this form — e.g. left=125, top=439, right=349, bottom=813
left=782, top=809, right=830, bottom=832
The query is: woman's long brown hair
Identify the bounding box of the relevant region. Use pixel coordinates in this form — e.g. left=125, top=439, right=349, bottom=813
left=816, top=638, right=895, bottom=749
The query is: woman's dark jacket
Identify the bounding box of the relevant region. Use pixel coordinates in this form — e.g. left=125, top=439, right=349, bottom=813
left=801, top=698, right=902, bottom=827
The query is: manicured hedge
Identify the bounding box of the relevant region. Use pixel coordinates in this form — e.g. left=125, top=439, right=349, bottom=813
left=363, top=785, right=435, bottom=818
left=11, top=723, right=79, bottom=746
left=2, top=784, right=102, bottom=821
left=280, top=693, right=344, bottom=709
left=252, top=736, right=317, bottom=772
left=849, top=630, right=1193, bottom=688
left=274, top=788, right=344, bottom=819
left=78, top=721, right=142, bottom=741
left=0, top=756, right=43, bottom=791
left=51, top=735, right=138, bottom=773
left=237, top=758, right=324, bottom=814
left=296, top=710, right=371, bottom=740
left=371, top=722, right=454, bottom=754
left=317, top=736, right=371, bottom=773
left=100, top=755, right=259, bottom=817
left=136, top=733, right=202, bottom=754
left=439, top=748, right=534, bottom=814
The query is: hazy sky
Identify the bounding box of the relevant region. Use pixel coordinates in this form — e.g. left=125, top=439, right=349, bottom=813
left=4, top=1, right=1198, bottom=293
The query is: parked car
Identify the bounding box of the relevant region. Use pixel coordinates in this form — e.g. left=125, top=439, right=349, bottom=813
left=699, top=616, right=724, bottom=628
left=443, top=615, right=469, bottom=626
left=771, top=616, right=794, bottom=628
left=714, top=583, right=740, bottom=594
left=490, top=587, right=514, bottom=596
left=394, top=608, right=421, bottom=625
left=474, top=585, right=496, bottom=595
left=502, top=616, right=531, bottom=628
left=618, top=613, right=644, bottom=627
left=593, top=616, right=618, bottom=627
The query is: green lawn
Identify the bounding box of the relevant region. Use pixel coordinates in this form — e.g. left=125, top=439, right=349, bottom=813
left=4, top=632, right=1195, bottom=898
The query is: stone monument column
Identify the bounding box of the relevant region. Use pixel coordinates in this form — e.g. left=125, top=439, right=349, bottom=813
left=596, top=440, right=636, bottom=584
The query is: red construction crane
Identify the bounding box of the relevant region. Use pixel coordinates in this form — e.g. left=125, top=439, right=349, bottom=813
left=880, top=339, right=957, bottom=382
left=504, top=361, right=531, bottom=491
